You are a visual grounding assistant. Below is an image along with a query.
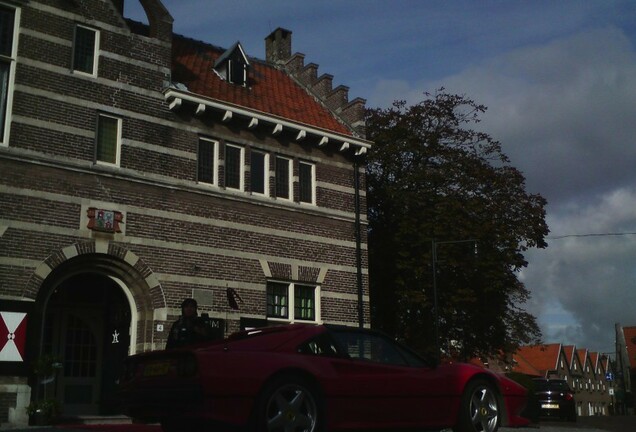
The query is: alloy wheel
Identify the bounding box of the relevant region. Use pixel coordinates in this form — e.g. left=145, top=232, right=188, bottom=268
left=468, top=385, right=499, bottom=432
left=264, top=382, right=318, bottom=432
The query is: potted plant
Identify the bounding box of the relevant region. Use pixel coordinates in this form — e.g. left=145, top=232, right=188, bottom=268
left=26, top=353, right=62, bottom=425
left=26, top=398, right=60, bottom=425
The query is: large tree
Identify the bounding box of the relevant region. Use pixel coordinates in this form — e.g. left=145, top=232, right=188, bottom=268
left=366, top=90, right=548, bottom=361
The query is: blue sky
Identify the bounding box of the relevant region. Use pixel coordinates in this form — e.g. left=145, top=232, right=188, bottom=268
left=125, top=0, right=636, bottom=355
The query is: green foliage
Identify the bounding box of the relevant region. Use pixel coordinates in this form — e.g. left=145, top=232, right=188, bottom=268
left=31, top=353, right=61, bottom=378
left=27, top=353, right=63, bottom=422
left=26, top=398, right=60, bottom=417
left=366, top=89, right=548, bottom=360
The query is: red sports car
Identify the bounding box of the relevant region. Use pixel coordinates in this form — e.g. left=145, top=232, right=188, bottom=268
left=119, top=324, right=529, bottom=432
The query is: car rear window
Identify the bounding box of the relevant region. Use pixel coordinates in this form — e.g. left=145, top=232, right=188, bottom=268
left=534, top=380, right=571, bottom=391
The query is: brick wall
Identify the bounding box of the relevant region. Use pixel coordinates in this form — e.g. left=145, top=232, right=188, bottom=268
left=1, top=0, right=369, bottom=333
left=0, top=392, right=16, bottom=423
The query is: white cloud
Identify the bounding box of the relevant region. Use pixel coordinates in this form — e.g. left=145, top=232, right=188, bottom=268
left=522, top=188, right=636, bottom=351
left=371, top=27, right=636, bottom=201
left=368, top=27, right=636, bottom=352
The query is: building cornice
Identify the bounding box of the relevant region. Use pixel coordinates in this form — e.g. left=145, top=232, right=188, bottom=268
left=164, top=88, right=371, bottom=156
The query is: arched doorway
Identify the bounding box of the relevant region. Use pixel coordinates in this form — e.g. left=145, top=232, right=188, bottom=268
left=26, top=245, right=163, bottom=418
left=42, top=272, right=131, bottom=415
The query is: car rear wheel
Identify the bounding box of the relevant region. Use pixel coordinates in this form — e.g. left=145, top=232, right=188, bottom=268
left=454, top=379, right=500, bottom=432
left=255, top=375, right=322, bottom=432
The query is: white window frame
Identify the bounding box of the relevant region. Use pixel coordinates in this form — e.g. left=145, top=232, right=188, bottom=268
left=73, top=24, right=100, bottom=77
left=266, top=281, right=321, bottom=324
left=95, top=113, right=121, bottom=166
left=197, top=137, right=219, bottom=187
left=0, top=3, right=19, bottom=146
left=224, top=142, right=245, bottom=191
left=298, top=160, right=316, bottom=205
left=227, top=59, right=247, bottom=86
left=275, top=156, right=292, bottom=201
left=250, top=149, right=269, bottom=196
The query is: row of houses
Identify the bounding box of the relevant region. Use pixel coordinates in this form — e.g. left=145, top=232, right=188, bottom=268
left=476, top=342, right=622, bottom=417
left=516, top=344, right=614, bottom=417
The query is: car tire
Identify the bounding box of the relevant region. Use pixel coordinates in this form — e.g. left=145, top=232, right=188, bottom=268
left=254, top=375, right=323, bottom=432
left=454, top=378, right=500, bottom=432
left=568, top=410, right=577, bottom=422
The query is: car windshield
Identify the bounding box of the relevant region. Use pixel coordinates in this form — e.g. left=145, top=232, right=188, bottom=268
left=534, top=380, right=571, bottom=392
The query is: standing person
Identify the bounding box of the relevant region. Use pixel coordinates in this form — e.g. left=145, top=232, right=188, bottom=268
left=166, top=298, right=210, bottom=349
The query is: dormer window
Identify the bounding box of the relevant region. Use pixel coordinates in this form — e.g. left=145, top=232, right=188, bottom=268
left=227, top=59, right=247, bottom=85
left=214, top=42, right=249, bottom=86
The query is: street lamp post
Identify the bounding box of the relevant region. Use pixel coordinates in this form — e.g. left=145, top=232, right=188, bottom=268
left=431, top=239, right=477, bottom=365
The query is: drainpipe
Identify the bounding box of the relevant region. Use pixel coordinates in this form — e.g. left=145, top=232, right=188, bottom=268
left=354, top=157, right=364, bottom=328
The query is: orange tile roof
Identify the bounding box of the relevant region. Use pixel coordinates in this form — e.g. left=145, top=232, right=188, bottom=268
left=623, top=326, right=636, bottom=368
left=514, top=344, right=561, bottom=376
left=589, top=352, right=599, bottom=369
left=563, top=345, right=576, bottom=366
left=511, top=352, right=542, bottom=377
left=171, top=35, right=353, bottom=137
left=603, top=355, right=612, bottom=372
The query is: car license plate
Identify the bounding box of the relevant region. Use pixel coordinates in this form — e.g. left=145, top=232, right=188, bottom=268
left=143, top=361, right=170, bottom=377
left=541, top=403, right=559, bottom=409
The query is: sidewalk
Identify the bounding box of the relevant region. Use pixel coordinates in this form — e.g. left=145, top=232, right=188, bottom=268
left=2, top=425, right=160, bottom=432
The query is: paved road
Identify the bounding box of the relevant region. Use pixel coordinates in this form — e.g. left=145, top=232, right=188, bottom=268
left=5, top=416, right=636, bottom=432
left=501, top=416, right=636, bottom=432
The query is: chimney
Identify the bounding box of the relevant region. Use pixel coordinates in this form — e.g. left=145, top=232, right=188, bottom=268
left=265, top=27, right=292, bottom=64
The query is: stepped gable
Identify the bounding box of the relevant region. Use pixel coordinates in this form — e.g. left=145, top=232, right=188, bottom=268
left=265, top=28, right=367, bottom=137
left=171, top=34, right=354, bottom=137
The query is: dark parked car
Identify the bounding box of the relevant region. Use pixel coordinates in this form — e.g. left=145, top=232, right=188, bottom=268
left=533, top=378, right=576, bottom=421
left=120, top=324, right=530, bottom=432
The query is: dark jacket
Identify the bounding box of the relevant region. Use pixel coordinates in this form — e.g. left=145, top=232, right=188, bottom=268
left=166, top=316, right=209, bottom=349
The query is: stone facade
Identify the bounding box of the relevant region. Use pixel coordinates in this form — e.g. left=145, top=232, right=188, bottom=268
left=0, top=0, right=371, bottom=425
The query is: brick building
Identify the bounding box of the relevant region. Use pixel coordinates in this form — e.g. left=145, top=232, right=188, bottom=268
left=0, top=0, right=371, bottom=425
left=616, top=324, right=635, bottom=414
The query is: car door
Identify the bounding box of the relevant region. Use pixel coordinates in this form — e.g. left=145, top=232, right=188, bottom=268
left=325, top=329, right=451, bottom=429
